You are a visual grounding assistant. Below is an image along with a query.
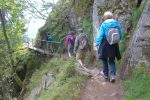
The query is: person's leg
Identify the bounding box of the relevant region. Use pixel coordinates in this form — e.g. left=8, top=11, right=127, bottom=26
left=68, top=46, right=71, bottom=57
left=70, top=47, right=74, bottom=57
left=109, top=58, right=116, bottom=82
left=47, top=42, right=50, bottom=52
left=101, top=58, right=109, bottom=79
left=68, top=52, right=71, bottom=57
left=81, top=51, right=86, bottom=66
left=76, top=52, right=83, bottom=66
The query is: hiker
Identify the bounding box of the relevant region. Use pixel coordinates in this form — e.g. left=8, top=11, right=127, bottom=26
left=47, top=33, right=53, bottom=52
left=65, top=31, right=76, bottom=57
left=74, top=29, right=90, bottom=67
left=96, top=11, right=122, bottom=82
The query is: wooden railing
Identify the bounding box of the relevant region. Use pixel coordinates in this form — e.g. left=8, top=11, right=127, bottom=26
left=26, top=39, right=62, bottom=56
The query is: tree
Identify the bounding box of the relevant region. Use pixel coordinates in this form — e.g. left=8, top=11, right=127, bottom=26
left=23, top=0, right=54, bottom=20
left=0, top=0, right=27, bottom=99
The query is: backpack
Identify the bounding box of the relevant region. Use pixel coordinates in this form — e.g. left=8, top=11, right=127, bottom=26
left=79, top=34, right=88, bottom=50
left=48, top=35, right=52, bottom=42
left=68, top=36, right=75, bottom=48
left=107, top=28, right=120, bottom=45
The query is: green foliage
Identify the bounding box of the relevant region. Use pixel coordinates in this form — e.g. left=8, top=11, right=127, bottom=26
left=73, top=0, right=93, bottom=17
left=131, top=1, right=145, bottom=28
left=123, top=64, right=150, bottom=100
left=37, top=58, right=86, bottom=100
left=0, top=0, right=26, bottom=74
left=0, top=1, right=28, bottom=98
left=82, top=16, right=93, bottom=44
left=119, top=32, right=127, bottom=55
left=37, top=0, right=71, bottom=52
left=25, top=57, right=65, bottom=97
left=38, top=75, right=84, bottom=100
left=25, top=57, right=87, bottom=100
left=25, top=54, right=45, bottom=79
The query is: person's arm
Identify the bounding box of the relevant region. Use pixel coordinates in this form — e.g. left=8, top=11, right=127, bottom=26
left=65, top=35, right=69, bottom=46
left=73, top=35, right=76, bottom=40
left=96, top=24, right=104, bottom=46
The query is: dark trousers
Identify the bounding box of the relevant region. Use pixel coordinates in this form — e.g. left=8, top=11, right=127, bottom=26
left=101, top=58, right=116, bottom=77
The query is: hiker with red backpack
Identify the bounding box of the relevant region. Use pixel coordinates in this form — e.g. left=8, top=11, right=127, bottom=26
left=65, top=31, right=76, bottom=57
left=74, top=29, right=90, bottom=67
left=96, top=11, right=122, bottom=83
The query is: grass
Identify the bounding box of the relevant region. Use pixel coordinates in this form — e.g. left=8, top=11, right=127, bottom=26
left=25, top=57, right=65, bottom=97
left=37, top=58, right=87, bottom=100
left=123, top=64, right=150, bottom=100
left=25, top=57, right=87, bottom=99
left=131, top=0, right=146, bottom=28
left=37, top=75, right=85, bottom=100
left=122, top=1, right=149, bottom=99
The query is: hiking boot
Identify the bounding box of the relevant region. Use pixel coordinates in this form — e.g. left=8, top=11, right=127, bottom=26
left=110, top=76, right=115, bottom=83
left=100, top=71, right=108, bottom=81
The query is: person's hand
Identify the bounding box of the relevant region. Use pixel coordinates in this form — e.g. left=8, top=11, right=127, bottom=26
left=93, top=43, right=96, bottom=47
left=93, top=46, right=98, bottom=51
left=93, top=43, right=98, bottom=51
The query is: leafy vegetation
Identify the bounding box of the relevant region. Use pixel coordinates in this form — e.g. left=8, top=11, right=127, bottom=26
left=82, top=16, right=93, bottom=44
left=0, top=0, right=28, bottom=98
left=24, top=57, right=87, bottom=100
left=119, top=32, right=127, bottom=55
left=131, top=1, right=145, bottom=28
left=123, top=63, right=150, bottom=100
left=73, top=0, right=93, bottom=17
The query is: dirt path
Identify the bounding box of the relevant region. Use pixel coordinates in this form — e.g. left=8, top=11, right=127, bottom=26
left=81, top=68, right=125, bottom=100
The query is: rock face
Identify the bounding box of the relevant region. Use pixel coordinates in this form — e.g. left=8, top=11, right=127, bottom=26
left=25, top=73, right=55, bottom=100
left=92, top=0, right=134, bottom=43
left=68, top=9, right=82, bottom=32
left=120, top=0, right=150, bottom=79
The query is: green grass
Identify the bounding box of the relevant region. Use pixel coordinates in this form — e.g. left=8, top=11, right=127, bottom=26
left=25, top=57, right=87, bottom=99
left=37, top=58, right=87, bottom=100
left=37, top=75, right=85, bottom=100
left=120, top=32, right=127, bottom=55
left=123, top=64, right=150, bottom=100
left=131, top=1, right=146, bottom=28
left=25, top=57, right=65, bottom=97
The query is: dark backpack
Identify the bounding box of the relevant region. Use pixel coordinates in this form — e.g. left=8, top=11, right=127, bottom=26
left=79, top=34, right=88, bottom=50
left=68, top=36, right=75, bottom=48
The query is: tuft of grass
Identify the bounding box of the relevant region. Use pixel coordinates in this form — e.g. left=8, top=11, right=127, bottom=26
left=25, top=57, right=65, bottom=97
left=123, top=64, right=150, bottom=100
left=25, top=57, right=87, bottom=99
left=37, top=75, right=85, bottom=100
left=37, top=58, right=87, bottom=100
left=131, top=0, right=146, bottom=28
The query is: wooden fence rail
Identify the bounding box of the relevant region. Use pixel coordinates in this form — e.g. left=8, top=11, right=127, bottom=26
left=26, top=39, right=62, bottom=57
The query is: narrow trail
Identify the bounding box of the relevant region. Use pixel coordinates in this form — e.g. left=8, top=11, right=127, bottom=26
left=81, top=68, right=125, bottom=100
